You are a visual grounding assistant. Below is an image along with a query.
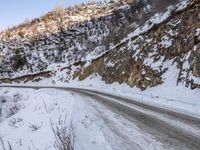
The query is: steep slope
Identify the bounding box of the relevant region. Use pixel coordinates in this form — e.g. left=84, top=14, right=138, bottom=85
left=0, top=0, right=178, bottom=77
left=59, top=0, right=200, bottom=90
left=0, top=0, right=153, bottom=78
left=0, top=0, right=199, bottom=91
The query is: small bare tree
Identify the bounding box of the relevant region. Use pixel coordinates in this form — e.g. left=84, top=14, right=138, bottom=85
left=51, top=5, right=66, bottom=33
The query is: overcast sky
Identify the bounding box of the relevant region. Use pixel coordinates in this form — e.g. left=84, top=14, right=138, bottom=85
left=0, top=0, right=100, bottom=31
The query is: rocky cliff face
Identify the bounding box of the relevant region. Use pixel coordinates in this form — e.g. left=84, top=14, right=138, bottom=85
left=0, top=0, right=200, bottom=90
left=61, top=0, right=200, bottom=90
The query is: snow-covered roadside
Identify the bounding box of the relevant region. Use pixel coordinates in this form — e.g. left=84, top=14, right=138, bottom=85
left=2, top=59, right=200, bottom=119
left=0, top=87, right=126, bottom=150
left=12, top=68, right=200, bottom=118
left=65, top=74, right=200, bottom=116
left=0, top=74, right=200, bottom=150
left=72, top=92, right=167, bottom=150
left=7, top=59, right=200, bottom=117
left=72, top=94, right=113, bottom=150
left=0, top=88, right=75, bottom=150
left=19, top=58, right=200, bottom=117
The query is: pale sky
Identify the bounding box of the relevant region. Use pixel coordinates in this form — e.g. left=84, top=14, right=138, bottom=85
left=0, top=0, right=100, bottom=31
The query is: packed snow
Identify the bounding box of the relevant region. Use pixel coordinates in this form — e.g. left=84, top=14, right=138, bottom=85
left=0, top=88, right=75, bottom=149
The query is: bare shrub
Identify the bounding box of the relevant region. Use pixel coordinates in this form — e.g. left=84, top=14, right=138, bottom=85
left=0, top=137, right=13, bottom=150
left=50, top=116, right=74, bottom=150
left=17, top=30, right=25, bottom=38
left=8, top=105, right=19, bottom=117
left=29, top=124, right=41, bottom=131
left=10, top=51, right=27, bottom=71
left=0, top=92, right=23, bottom=121
left=0, top=137, right=6, bottom=150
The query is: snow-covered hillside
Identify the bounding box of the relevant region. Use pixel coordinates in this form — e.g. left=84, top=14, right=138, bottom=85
left=0, top=0, right=199, bottom=103
left=1, top=0, right=199, bottom=91
left=0, top=0, right=181, bottom=79
left=0, top=0, right=153, bottom=78
left=61, top=0, right=200, bottom=90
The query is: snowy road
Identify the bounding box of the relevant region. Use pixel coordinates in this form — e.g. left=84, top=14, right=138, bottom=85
left=0, top=85, right=200, bottom=150
left=75, top=89, right=200, bottom=150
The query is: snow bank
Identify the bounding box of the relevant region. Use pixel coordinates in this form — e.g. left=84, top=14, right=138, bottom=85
left=0, top=88, right=75, bottom=150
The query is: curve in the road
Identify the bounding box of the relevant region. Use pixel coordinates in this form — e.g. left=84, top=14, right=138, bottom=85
left=1, top=85, right=200, bottom=150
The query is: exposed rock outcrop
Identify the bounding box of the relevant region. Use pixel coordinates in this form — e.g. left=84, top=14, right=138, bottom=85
left=65, top=0, right=200, bottom=90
